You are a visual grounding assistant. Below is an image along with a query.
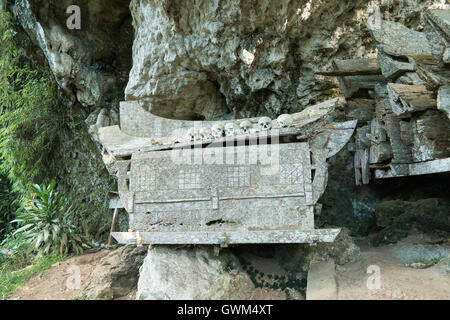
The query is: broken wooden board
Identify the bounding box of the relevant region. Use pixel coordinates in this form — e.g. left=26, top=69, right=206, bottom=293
left=408, top=55, right=450, bottom=91
left=410, top=109, right=450, bottom=162
left=396, top=72, right=426, bottom=86
left=354, top=124, right=371, bottom=186
left=369, top=118, right=392, bottom=164
left=378, top=51, right=415, bottom=79
left=112, top=229, right=341, bottom=246
left=387, top=83, right=436, bottom=117
left=316, top=58, right=381, bottom=76
left=374, top=157, right=450, bottom=179
left=309, top=120, right=358, bottom=159
left=422, top=9, right=450, bottom=65
left=376, top=98, right=413, bottom=164
left=367, top=20, right=432, bottom=79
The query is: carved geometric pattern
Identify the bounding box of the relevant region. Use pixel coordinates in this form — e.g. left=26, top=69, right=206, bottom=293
left=134, top=164, right=156, bottom=191
left=227, top=166, right=250, bottom=188
left=178, top=168, right=201, bottom=189
left=280, top=165, right=304, bottom=185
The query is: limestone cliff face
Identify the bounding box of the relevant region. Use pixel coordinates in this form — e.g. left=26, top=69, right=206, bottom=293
left=125, top=0, right=438, bottom=120
left=10, top=0, right=439, bottom=121
left=11, top=0, right=133, bottom=123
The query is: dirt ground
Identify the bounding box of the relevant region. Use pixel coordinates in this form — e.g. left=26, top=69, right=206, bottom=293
left=335, top=236, right=449, bottom=300
left=8, top=236, right=449, bottom=300
left=8, top=249, right=136, bottom=300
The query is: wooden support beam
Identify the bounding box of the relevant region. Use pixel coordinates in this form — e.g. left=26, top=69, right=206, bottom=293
left=111, top=229, right=342, bottom=245
left=375, top=157, right=450, bottom=179
left=108, top=208, right=119, bottom=247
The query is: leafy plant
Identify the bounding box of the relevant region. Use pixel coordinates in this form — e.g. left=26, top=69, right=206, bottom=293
left=0, top=168, right=18, bottom=238
left=0, top=11, right=63, bottom=191
left=0, top=11, right=114, bottom=242
left=12, top=181, right=90, bottom=255
left=240, top=257, right=307, bottom=299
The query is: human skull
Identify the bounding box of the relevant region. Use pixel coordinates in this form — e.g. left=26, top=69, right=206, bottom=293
left=187, top=127, right=200, bottom=141
left=240, top=120, right=252, bottom=134
left=225, top=123, right=239, bottom=136
left=211, top=124, right=225, bottom=139
left=277, top=114, right=294, bottom=128
left=200, top=127, right=212, bottom=140
left=258, top=117, right=272, bottom=131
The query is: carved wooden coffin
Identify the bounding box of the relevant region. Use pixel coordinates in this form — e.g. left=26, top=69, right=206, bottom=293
left=98, top=100, right=357, bottom=246
left=119, top=142, right=317, bottom=229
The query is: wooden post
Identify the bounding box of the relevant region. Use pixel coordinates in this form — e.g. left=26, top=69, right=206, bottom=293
left=107, top=191, right=123, bottom=247
left=108, top=208, right=119, bottom=247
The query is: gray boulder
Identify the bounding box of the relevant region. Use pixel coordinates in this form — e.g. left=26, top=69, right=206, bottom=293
left=137, top=246, right=254, bottom=300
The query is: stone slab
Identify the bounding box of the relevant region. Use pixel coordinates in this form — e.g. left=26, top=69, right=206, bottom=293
left=306, top=259, right=337, bottom=300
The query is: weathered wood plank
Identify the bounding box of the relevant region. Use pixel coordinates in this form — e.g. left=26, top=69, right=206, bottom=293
left=374, top=157, right=450, bottom=179
left=316, top=58, right=381, bottom=76
left=399, top=120, right=414, bottom=146
left=361, top=148, right=370, bottom=185
left=368, top=118, right=387, bottom=143
left=99, top=99, right=340, bottom=158
left=387, top=83, right=436, bottom=116
left=111, top=229, right=341, bottom=245
left=354, top=149, right=362, bottom=186
left=411, top=110, right=450, bottom=162
left=309, top=120, right=358, bottom=159
left=367, top=19, right=431, bottom=79
left=369, top=142, right=392, bottom=164
left=378, top=51, right=415, bottom=79
left=408, top=55, right=450, bottom=90
left=422, top=9, right=450, bottom=65
left=368, top=20, right=432, bottom=58
left=377, top=98, right=413, bottom=164
left=107, top=208, right=119, bottom=247
left=119, top=99, right=339, bottom=139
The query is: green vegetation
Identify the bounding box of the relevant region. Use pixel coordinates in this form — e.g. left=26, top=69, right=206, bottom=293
left=415, top=258, right=442, bottom=267
left=0, top=10, right=113, bottom=242
left=293, top=102, right=307, bottom=113
left=0, top=10, right=114, bottom=297
left=12, top=181, right=91, bottom=256
left=0, top=254, right=66, bottom=300
left=71, top=293, right=89, bottom=300
left=240, top=257, right=307, bottom=299
left=0, top=11, right=64, bottom=191
left=0, top=169, right=18, bottom=238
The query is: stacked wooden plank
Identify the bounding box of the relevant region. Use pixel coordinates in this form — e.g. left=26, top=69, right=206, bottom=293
left=423, top=9, right=450, bottom=66
left=318, top=9, right=450, bottom=185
